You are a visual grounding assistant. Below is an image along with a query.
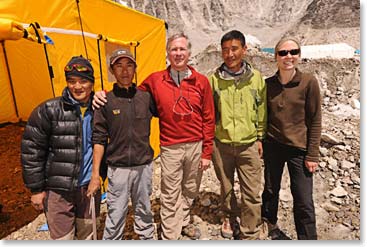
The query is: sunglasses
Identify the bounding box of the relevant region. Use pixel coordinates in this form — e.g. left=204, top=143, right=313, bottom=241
left=64, top=64, right=91, bottom=72
left=277, top=49, right=300, bottom=57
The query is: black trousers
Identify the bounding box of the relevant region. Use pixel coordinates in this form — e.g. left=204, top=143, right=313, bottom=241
left=261, top=138, right=317, bottom=240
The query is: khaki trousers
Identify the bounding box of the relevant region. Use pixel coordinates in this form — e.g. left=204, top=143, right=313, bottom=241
left=212, top=139, right=262, bottom=239
left=160, top=141, right=203, bottom=240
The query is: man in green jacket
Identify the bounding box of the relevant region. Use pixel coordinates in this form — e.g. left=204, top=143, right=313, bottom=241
left=209, top=30, right=267, bottom=240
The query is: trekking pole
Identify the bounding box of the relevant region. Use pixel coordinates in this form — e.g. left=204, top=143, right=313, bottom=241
left=89, top=196, right=97, bottom=240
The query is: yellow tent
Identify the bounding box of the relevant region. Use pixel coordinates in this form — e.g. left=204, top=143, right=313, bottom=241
left=0, top=0, right=166, bottom=156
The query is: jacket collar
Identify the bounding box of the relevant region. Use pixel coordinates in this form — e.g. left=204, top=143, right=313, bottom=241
left=112, top=83, right=137, bottom=98
left=275, top=68, right=302, bottom=87
left=163, top=65, right=198, bottom=85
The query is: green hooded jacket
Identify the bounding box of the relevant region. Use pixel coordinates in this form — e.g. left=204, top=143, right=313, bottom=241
left=209, top=61, right=267, bottom=144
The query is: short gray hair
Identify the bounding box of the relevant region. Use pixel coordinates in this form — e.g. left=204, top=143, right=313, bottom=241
left=166, top=32, right=192, bottom=52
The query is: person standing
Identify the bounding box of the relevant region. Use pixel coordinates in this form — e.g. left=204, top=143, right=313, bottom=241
left=21, top=56, right=100, bottom=240
left=93, top=33, right=215, bottom=240
left=140, top=33, right=215, bottom=240
left=87, top=49, right=156, bottom=240
left=261, top=37, right=321, bottom=240
left=209, top=30, right=267, bottom=240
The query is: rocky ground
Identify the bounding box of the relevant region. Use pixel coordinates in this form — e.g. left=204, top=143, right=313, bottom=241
left=1, top=50, right=360, bottom=240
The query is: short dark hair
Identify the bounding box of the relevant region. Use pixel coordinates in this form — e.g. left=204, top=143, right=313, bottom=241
left=220, top=30, right=246, bottom=47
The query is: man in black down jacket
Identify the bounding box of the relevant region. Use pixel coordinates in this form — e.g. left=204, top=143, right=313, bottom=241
left=21, top=56, right=100, bottom=240
left=87, top=49, right=157, bottom=240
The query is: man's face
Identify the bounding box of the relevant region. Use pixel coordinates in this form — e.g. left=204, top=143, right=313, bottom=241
left=221, top=39, right=247, bottom=72
left=66, top=76, right=93, bottom=103
left=167, top=37, right=190, bottom=71
left=111, top=57, right=136, bottom=88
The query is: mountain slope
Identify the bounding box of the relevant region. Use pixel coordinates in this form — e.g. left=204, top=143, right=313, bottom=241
left=120, top=0, right=360, bottom=54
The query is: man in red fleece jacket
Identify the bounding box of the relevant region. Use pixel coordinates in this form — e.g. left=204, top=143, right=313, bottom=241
left=93, top=33, right=215, bottom=240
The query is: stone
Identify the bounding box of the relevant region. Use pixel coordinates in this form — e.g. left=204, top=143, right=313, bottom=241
left=335, top=211, right=345, bottom=218
left=279, top=189, right=293, bottom=202
left=327, top=158, right=338, bottom=171
left=321, top=133, right=341, bottom=144
left=319, top=161, right=327, bottom=168
left=329, top=186, right=348, bottom=198
left=351, top=99, right=360, bottom=109
left=335, top=145, right=346, bottom=151
left=331, top=197, right=343, bottom=205
left=319, top=147, right=329, bottom=156
left=201, top=198, right=211, bottom=207
left=350, top=173, right=360, bottom=184
left=321, top=202, right=339, bottom=212
left=341, top=160, right=355, bottom=170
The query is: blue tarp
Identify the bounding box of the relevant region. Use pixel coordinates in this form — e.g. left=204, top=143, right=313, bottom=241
left=261, top=48, right=275, bottom=54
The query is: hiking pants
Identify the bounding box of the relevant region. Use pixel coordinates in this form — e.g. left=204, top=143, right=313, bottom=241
left=160, top=141, right=203, bottom=240
left=261, top=139, right=317, bottom=240
left=103, top=163, right=154, bottom=240
left=212, top=139, right=262, bottom=240
left=44, top=185, right=101, bottom=240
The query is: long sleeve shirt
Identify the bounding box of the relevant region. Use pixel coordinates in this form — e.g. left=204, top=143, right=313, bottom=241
left=266, top=69, right=322, bottom=162
left=139, top=66, right=215, bottom=159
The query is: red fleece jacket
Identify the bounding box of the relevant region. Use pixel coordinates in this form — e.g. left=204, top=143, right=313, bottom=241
left=139, top=66, right=215, bottom=159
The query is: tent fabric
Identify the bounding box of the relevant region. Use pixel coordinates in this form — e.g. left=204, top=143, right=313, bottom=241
left=0, top=0, right=166, bottom=155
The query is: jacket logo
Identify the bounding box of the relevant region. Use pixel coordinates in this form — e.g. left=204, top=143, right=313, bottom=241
left=112, top=109, right=120, bottom=115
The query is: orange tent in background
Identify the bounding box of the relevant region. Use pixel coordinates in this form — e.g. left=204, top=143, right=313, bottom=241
left=0, top=0, right=167, bottom=156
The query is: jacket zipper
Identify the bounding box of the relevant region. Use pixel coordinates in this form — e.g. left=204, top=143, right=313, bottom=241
left=72, top=110, right=83, bottom=191
left=127, top=98, right=132, bottom=166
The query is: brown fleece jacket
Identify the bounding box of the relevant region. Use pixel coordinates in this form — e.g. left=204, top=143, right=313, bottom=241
left=266, top=68, right=322, bottom=162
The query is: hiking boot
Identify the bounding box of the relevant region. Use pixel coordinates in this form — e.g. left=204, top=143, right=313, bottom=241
left=221, top=218, right=233, bottom=239
left=182, top=224, right=201, bottom=240
left=267, top=222, right=291, bottom=240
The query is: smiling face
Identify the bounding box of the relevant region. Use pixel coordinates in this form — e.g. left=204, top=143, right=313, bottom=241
left=275, top=40, right=301, bottom=72
left=221, top=39, right=247, bottom=72
left=167, top=37, right=190, bottom=71
left=66, top=76, right=93, bottom=103
left=110, top=57, right=136, bottom=88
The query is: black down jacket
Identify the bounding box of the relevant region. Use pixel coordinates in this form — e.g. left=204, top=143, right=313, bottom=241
left=21, top=88, right=93, bottom=193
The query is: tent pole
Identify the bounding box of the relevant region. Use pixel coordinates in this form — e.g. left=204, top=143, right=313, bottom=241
left=76, top=0, right=89, bottom=60
left=133, top=45, right=137, bottom=84
left=97, top=39, right=104, bottom=90
left=1, top=41, right=19, bottom=118
left=43, top=44, right=55, bottom=97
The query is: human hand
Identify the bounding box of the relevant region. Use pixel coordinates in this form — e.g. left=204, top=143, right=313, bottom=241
left=199, top=158, right=211, bottom=171
left=31, top=191, right=46, bottom=211
left=87, top=177, right=101, bottom=197
left=257, top=140, right=263, bottom=158
left=305, top=160, right=318, bottom=173
left=92, top=90, right=107, bottom=110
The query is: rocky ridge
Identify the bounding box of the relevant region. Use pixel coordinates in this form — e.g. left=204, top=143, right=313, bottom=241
left=118, top=0, right=360, bottom=55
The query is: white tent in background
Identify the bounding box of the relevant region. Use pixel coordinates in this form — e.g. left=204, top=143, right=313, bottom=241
left=301, top=43, right=356, bottom=59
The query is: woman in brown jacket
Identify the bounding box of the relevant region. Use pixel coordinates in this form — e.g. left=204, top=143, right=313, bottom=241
left=261, top=37, right=322, bottom=240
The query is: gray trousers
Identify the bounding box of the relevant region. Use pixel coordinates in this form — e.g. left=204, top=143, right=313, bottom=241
left=103, top=163, right=154, bottom=240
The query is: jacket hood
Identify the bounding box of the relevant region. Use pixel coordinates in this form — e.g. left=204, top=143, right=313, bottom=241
left=215, top=60, right=254, bottom=82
